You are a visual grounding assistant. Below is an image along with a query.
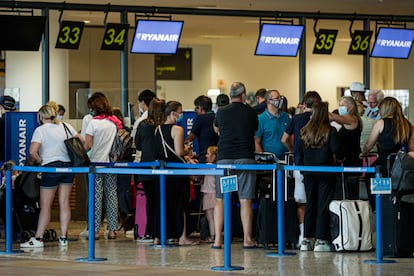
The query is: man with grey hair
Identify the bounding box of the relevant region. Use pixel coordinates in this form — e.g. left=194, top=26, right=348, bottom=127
left=212, top=81, right=258, bottom=249
left=364, top=89, right=384, bottom=120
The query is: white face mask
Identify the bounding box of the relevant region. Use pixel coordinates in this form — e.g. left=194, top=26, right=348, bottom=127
left=56, top=114, right=63, bottom=120
left=338, top=106, right=349, bottom=116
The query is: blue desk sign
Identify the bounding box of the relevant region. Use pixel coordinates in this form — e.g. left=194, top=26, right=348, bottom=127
left=220, top=175, right=238, bottom=193
left=370, top=178, right=392, bottom=194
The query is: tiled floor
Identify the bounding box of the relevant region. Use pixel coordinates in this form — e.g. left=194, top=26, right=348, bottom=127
left=1, top=221, right=414, bottom=275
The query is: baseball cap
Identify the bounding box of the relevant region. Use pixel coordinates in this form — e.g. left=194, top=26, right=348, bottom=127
left=349, top=82, right=365, bottom=92
left=0, top=95, right=16, bottom=111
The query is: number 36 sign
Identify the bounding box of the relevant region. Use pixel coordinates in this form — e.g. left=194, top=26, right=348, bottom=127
left=55, top=21, right=85, bottom=49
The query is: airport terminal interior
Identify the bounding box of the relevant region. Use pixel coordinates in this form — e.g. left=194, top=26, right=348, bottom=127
left=1, top=220, right=414, bottom=275
left=2, top=1, right=414, bottom=275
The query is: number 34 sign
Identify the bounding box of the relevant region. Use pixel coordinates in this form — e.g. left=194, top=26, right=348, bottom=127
left=56, top=21, right=84, bottom=49
left=101, top=23, right=130, bottom=50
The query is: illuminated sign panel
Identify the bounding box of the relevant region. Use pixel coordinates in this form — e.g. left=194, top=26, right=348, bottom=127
left=313, top=29, right=338, bottom=55
left=255, top=24, right=304, bottom=57
left=371, top=27, right=414, bottom=59
left=131, top=20, right=183, bottom=54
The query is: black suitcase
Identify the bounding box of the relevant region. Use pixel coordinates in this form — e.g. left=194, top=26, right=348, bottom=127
left=255, top=152, right=298, bottom=248
left=382, top=190, right=414, bottom=257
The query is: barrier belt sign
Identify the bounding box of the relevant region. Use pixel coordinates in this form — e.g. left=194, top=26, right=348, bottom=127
left=220, top=175, right=238, bottom=193
left=370, top=177, right=391, bottom=194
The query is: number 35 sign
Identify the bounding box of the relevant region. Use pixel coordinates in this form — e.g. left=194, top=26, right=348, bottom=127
left=56, top=21, right=84, bottom=49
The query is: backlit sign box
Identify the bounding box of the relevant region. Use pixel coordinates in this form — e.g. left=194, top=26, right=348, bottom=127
left=371, top=27, right=414, bottom=59
left=255, top=24, right=304, bottom=57
left=131, top=20, right=183, bottom=54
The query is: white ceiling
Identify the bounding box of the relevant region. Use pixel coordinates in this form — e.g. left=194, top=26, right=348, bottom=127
left=20, top=0, right=414, bottom=40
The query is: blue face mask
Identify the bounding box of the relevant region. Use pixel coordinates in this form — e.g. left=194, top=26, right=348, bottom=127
left=338, top=106, right=349, bottom=116
left=89, top=110, right=95, bottom=116
left=371, top=107, right=379, bottom=113
left=176, top=113, right=183, bottom=123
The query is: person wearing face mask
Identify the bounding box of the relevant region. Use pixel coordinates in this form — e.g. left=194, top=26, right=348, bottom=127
left=364, top=89, right=384, bottom=120
left=154, top=100, right=196, bottom=246
left=131, top=89, right=156, bottom=162
left=57, top=104, right=66, bottom=120
left=329, top=96, right=362, bottom=200
left=255, top=89, right=290, bottom=160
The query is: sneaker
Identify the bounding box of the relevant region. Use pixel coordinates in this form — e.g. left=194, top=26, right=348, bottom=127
left=299, top=239, right=314, bottom=251
left=314, top=240, right=331, bottom=252
left=79, top=228, right=88, bottom=238
left=59, top=236, right=68, bottom=247
left=136, top=235, right=154, bottom=243
left=20, top=237, right=44, bottom=248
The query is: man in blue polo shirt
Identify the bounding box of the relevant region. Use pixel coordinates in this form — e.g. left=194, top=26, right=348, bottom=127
left=254, top=89, right=290, bottom=160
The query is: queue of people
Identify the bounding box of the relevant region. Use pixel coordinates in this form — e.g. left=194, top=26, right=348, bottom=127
left=2, top=80, right=411, bottom=253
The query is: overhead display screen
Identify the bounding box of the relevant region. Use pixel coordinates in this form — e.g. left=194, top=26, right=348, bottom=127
left=0, top=15, right=46, bottom=51
left=131, top=20, right=184, bottom=54
left=371, top=27, right=414, bottom=59
left=255, top=24, right=304, bottom=57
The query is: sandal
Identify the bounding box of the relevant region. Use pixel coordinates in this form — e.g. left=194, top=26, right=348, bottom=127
left=107, top=231, right=116, bottom=240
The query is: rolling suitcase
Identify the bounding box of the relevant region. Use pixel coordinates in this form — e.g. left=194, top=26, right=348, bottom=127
left=330, top=168, right=373, bottom=251
left=255, top=152, right=298, bottom=248
left=382, top=190, right=414, bottom=257
left=133, top=182, right=147, bottom=239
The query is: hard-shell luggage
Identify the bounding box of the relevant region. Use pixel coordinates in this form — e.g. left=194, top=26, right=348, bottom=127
left=329, top=200, right=372, bottom=251
left=134, top=182, right=147, bottom=239
left=382, top=191, right=414, bottom=257
left=330, top=166, right=372, bottom=251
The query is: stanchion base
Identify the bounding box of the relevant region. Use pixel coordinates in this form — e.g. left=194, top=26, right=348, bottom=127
left=266, top=251, right=296, bottom=257
left=211, top=265, right=244, bottom=271
left=76, top=257, right=107, bottom=262
left=150, top=244, right=176, bottom=248
left=0, top=250, right=24, bottom=254
left=364, top=259, right=396, bottom=264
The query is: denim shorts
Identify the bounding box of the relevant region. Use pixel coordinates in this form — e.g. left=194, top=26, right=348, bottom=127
left=41, top=161, right=74, bottom=188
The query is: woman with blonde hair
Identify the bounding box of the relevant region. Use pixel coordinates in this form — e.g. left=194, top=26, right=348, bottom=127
left=363, top=97, right=413, bottom=175
left=362, top=97, right=414, bottom=209
left=20, top=104, right=83, bottom=248
left=329, top=96, right=362, bottom=199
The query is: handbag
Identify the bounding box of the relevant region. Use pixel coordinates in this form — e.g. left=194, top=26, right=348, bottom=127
left=390, top=150, right=414, bottom=191
left=63, top=122, right=91, bottom=167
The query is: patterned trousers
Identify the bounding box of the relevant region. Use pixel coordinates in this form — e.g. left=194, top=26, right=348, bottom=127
left=94, top=174, right=118, bottom=232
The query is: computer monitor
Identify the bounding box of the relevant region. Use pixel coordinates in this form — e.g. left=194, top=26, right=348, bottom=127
left=131, top=20, right=184, bottom=54
left=255, top=24, right=304, bottom=57
left=371, top=27, right=414, bottom=59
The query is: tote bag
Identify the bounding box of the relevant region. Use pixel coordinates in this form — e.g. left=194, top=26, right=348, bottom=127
left=63, top=123, right=91, bottom=167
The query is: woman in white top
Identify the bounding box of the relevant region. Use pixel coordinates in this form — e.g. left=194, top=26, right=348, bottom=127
left=84, top=92, right=122, bottom=239
left=20, top=104, right=83, bottom=248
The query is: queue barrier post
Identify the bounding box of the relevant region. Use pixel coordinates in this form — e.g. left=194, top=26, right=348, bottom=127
left=364, top=165, right=395, bottom=265
left=76, top=165, right=107, bottom=262
left=266, top=163, right=295, bottom=257
left=212, top=168, right=243, bottom=271
left=0, top=163, right=22, bottom=254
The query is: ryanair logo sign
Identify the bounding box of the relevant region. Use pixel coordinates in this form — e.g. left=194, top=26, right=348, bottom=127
left=135, top=33, right=179, bottom=42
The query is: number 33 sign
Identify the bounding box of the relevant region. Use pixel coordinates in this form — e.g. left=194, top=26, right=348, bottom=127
left=56, top=21, right=85, bottom=49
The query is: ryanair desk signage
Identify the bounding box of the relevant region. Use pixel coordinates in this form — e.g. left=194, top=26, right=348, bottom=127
left=5, top=112, right=39, bottom=165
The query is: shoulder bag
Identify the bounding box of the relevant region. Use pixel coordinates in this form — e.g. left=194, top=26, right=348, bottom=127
left=63, top=122, right=91, bottom=167
left=155, top=125, right=186, bottom=163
